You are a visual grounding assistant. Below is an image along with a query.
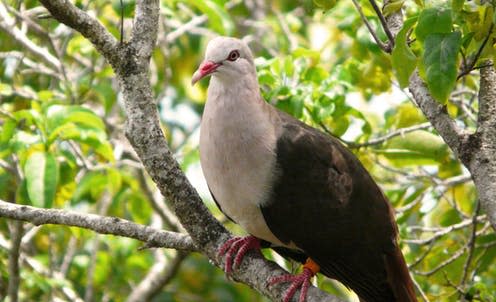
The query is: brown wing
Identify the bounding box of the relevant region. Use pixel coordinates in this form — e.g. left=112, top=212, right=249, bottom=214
left=261, top=110, right=416, bottom=302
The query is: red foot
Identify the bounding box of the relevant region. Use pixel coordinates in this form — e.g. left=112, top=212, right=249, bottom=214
left=268, top=258, right=320, bottom=302
left=218, top=235, right=261, bottom=274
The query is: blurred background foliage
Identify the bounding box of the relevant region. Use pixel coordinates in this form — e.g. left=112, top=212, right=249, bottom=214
left=0, top=0, right=495, bottom=301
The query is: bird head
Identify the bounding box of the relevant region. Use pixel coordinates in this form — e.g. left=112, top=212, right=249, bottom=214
left=191, top=36, right=255, bottom=85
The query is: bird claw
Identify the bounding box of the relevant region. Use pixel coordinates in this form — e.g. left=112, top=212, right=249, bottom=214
left=218, top=235, right=261, bottom=274
left=268, top=267, right=315, bottom=302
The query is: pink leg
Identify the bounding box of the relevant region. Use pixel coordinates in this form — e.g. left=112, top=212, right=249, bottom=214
left=218, top=235, right=261, bottom=274
left=268, top=258, right=320, bottom=302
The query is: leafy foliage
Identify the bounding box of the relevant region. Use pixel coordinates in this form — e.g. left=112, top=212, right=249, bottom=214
left=0, top=0, right=495, bottom=301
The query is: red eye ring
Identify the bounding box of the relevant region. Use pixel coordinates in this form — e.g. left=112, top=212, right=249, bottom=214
left=227, top=50, right=240, bottom=61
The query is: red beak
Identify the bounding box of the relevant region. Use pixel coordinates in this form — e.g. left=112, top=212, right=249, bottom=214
left=191, top=61, right=222, bottom=85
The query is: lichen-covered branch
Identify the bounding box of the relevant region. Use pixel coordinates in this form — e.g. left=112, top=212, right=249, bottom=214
left=7, top=220, right=23, bottom=302
left=470, top=63, right=496, bottom=231
left=0, top=199, right=197, bottom=252
left=408, top=72, right=470, bottom=159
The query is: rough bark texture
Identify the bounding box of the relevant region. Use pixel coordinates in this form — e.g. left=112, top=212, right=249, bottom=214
left=408, top=59, right=496, bottom=234
left=382, top=2, right=496, bottom=232
left=0, top=200, right=196, bottom=252
left=408, top=72, right=470, bottom=158
left=470, top=64, right=496, bottom=231
left=7, top=220, right=22, bottom=302
left=34, top=1, right=344, bottom=301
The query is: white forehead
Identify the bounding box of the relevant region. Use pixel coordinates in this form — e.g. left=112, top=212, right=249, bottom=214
left=204, top=36, right=253, bottom=62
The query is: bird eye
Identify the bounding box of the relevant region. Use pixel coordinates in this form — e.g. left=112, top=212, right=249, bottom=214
left=227, top=50, right=240, bottom=61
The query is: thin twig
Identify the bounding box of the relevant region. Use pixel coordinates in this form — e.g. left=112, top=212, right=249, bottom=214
left=368, top=0, right=395, bottom=49
left=436, top=174, right=472, bottom=187
left=405, top=215, right=485, bottom=245
left=7, top=220, right=23, bottom=302
left=347, top=122, right=432, bottom=148
left=458, top=24, right=494, bottom=79
left=59, top=236, right=78, bottom=277
left=413, top=246, right=467, bottom=276
left=442, top=271, right=466, bottom=296
left=120, top=0, right=124, bottom=43
left=351, top=0, right=391, bottom=53
left=0, top=2, right=61, bottom=70
left=85, top=192, right=112, bottom=302
left=395, top=193, right=424, bottom=214
left=458, top=201, right=481, bottom=299
left=137, top=169, right=184, bottom=233
left=473, top=62, right=494, bottom=70
left=411, top=275, right=430, bottom=302
left=161, top=0, right=240, bottom=44
left=413, top=224, right=488, bottom=277
left=22, top=252, right=84, bottom=302
left=126, top=250, right=188, bottom=302
left=275, top=10, right=297, bottom=51
left=408, top=242, right=435, bottom=269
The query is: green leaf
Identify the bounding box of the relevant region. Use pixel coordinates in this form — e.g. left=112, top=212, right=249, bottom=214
left=415, top=7, right=452, bottom=42
left=378, top=131, right=449, bottom=166
left=0, top=83, right=13, bottom=96
left=422, top=32, right=462, bottom=103
left=392, top=17, right=418, bottom=88
left=394, top=103, right=426, bottom=128
left=258, top=71, right=276, bottom=86
left=112, top=0, right=135, bottom=18
left=37, top=90, right=54, bottom=102
left=414, top=0, right=424, bottom=6
left=452, top=0, right=464, bottom=12
left=189, top=0, right=234, bottom=35
left=24, top=151, right=58, bottom=208
left=313, top=0, right=337, bottom=10
left=46, top=105, right=106, bottom=134
left=13, top=109, right=45, bottom=135
left=383, top=0, right=405, bottom=17
left=107, top=168, right=122, bottom=195
left=461, top=32, right=475, bottom=49
left=1, top=118, right=16, bottom=145
left=293, top=47, right=321, bottom=62
left=72, top=171, right=107, bottom=202
left=49, top=123, right=114, bottom=162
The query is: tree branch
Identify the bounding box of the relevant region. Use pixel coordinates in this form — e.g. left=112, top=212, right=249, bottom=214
left=469, top=63, right=496, bottom=231
left=358, top=0, right=496, bottom=233
left=346, top=122, right=431, bottom=148
left=408, top=72, right=469, bottom=158
left=33, top=1, right=345, bottom=300
left=127, top=250, right=188, bottom=302
left=0, top=199, right=197, bottom=252
left=458, top=24, right=494, bottom=79
left=38, top=0, right=121, bottom=68
left=7, top=220, right=23, bottom=302
left=405, top=215, right=486, bottom=245
left=0, top=3, right=61, bottom=71
left=368, top=0, right=395, bottom=50
left=458, top=202, right=481, bottom=298
left=351, top=0, right=391, bottom=53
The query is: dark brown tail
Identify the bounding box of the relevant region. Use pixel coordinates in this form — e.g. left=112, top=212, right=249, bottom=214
left=383, top=246, right=418, bottom=302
